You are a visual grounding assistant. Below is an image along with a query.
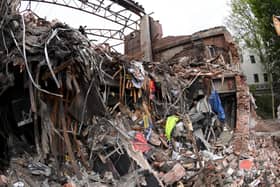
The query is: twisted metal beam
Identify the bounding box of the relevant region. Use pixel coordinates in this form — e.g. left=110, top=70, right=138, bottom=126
left=85, top=28, right=125, bottom=40
left=21, top=0, right=144, bottom=31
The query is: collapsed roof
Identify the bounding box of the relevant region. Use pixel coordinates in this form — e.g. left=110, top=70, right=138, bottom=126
left=0, top=1, right=279, bottom=187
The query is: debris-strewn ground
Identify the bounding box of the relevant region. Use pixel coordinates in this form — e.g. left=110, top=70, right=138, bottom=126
left=255, top=119, right=280, bottom=132
left=0, top=1, right=279, bottom=187
left=193, top=118, right=280, bottom=187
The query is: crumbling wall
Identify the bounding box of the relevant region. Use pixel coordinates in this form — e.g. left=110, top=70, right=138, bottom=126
left=151, top=26, right=254, bottom=158
left=153, top=27, right=239, bottom=64
left=233, top=75, right=251, bottom=154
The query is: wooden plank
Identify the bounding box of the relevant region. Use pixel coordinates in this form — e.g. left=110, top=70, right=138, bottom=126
left=60, top=102, right=82, bottom=179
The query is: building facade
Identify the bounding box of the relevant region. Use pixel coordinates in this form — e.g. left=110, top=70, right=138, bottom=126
left=241, top=48, right=280, bottom=119
left=240, top=49, right=270, bottom=92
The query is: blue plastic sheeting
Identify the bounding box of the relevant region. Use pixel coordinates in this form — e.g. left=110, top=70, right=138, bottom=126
left=209, top=90, right=226, bottom=122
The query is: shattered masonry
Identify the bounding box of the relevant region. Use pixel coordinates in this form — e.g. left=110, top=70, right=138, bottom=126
left=0, top=0, right=280, bottom=187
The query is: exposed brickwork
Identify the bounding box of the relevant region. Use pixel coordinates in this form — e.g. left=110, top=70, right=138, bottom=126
left=233, top=75, right=251, bottom=154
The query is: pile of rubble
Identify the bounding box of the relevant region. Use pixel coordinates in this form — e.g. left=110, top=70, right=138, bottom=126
left=198, top=134, right=280, bottom=187
left=0, top=1, right=279, bottom=187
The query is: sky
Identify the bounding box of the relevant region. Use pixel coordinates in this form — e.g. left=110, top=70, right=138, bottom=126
left=140, top=0, right=231, bottom=36
left=20, top=0, right=231, bottom=50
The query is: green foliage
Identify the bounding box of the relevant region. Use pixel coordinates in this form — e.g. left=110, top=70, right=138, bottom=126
left=226, top=0, right=280, bottom=80
left=226, top=0, right=260, bottom=48
left=249, top=84, right=256, bottom=93
left=255, top=94, right=273, bottom=119
left=247, top=0, right=280, bottom=80
left=254, top=93, right=280, bottom=119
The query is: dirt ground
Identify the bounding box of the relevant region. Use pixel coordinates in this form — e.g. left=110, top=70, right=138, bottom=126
left=255, top=119, right=280, bottom=132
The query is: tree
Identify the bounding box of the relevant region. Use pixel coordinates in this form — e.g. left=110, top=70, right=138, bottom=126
left=247, top=0, right=280, bottom=77
left=226, top=0, right=280, bottom=118
left=226, top=0, right=267, bottom=70
left=247, top=0, right=280, bottom=119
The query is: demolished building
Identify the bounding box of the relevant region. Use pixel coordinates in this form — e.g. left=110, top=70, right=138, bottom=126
left=125, top=22, right=251, bottom=152
left=0, top=0, right=280, bottom=186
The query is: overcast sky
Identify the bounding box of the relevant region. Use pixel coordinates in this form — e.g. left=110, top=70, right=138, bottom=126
left=21, top=0, right=230, bottom=35
left=140, top=0, right=231, bottom=36
left=20, top=0, right=231, bottom=51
